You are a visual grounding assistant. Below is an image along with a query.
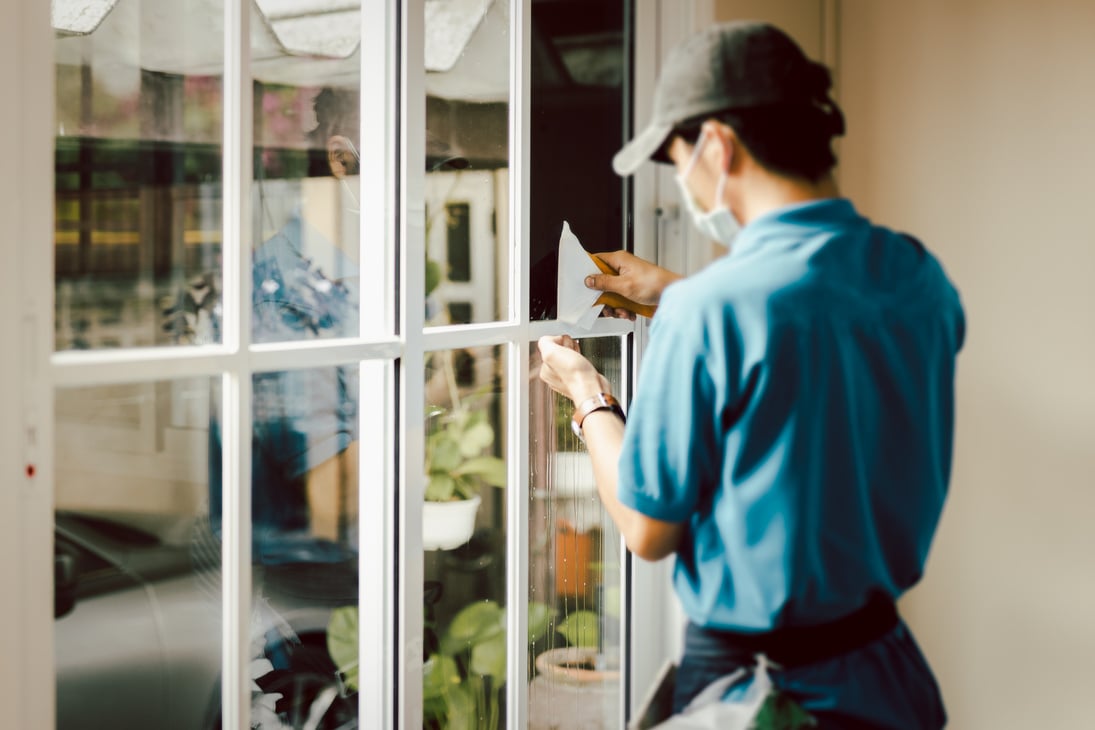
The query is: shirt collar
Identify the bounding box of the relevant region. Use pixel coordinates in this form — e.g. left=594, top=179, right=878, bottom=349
left=729, top=198, right=859, bottom=259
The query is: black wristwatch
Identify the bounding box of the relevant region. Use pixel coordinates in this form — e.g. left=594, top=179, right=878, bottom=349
left=571, top=393, right=626, bottom=443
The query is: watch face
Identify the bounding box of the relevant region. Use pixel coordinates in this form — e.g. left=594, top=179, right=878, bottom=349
left=570, top=418, right=585, bottom=443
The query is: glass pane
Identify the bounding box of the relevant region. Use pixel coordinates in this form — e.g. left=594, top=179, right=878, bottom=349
left=422, top=346, right=508, bottom=727
left=55, top=378, right=222, bottom=727
left=54, top=2, right=225, bottom=350
left=528, top=337, right=624, bottom=729
left=251, top=92, right=361, bottom=342
left=528, top=1, right=628, bottom=320
left=251, top=0, right=365, bottom=343
left=424, top=0, right=511, bottom=326
left=241, top=364, right=361, bottom=727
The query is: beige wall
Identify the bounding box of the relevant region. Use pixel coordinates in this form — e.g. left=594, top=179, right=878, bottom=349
left=838, top=1, right=1095, bottom=726
left=713, top=0, right=826, bottom=59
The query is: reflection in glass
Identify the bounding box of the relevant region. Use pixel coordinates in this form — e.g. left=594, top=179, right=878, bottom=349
left=528, top=337, right=623, bottom=729
left=252, top=81, right=362, bottom=343
left=55, top=378, right=222, bottom=728
left=422, top=346, right=508, bottom=728
left=54, top=4, right=224, bottom=351
left=243, top=365, right=361, bottom=728
left=529, top=1, right=628, bottom=320
left=424, top=0, right=510, bottom=326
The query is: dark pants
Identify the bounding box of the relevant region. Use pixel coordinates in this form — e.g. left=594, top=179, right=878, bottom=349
left=671, top=610, right=946, bottom=729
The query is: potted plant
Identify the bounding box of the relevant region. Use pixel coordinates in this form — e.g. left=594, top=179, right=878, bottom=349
left=326, top=597, right=553, bottom=730
left=422, top=342, right=507, bottom=553
left=422, top=401, right=506, bottom=551
left=528, top=608, right=621, bottom=730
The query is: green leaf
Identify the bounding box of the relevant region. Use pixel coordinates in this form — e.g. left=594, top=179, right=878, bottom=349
left=429, top=437, right=463, bottom=473
left=750, top=690, right=817, bottom=729
left=528, top=602, right=554, bottom=644
left=450, top=475, right=478, bottom=500
left=469, top=632, right=507, bottom=680
left=326, top=606, right=359, bottom=691
left=557, top=610, right=599, bottom=649
left=425, top=474, right=456, bottom=501
left=453, top=456, right=507, bottom=487
left=444, top=683, right=476, bottom=730
left=442, top=600, right=505, bottom=655
left=423, top=653, right=461, bottom=700
left=425, top=258, right=442, bottom=297
left=602, top=586, right=621, bottom=619
left=459, top=421, right=495, bottom=457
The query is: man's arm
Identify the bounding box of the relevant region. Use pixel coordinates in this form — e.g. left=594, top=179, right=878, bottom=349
left=580, top=409, right=683, bottom=562
left=538, top=334, right=685, bottom=561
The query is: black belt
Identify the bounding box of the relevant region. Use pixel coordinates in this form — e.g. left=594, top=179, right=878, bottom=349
left=688, top=595, right=900, bottom=669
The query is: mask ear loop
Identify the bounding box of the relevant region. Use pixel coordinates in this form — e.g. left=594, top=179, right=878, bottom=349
left=713, top=160, right=728, bottom=210
left=710, top=132, right=733, bottom=213
left=678, top=128, right=709, bottom=182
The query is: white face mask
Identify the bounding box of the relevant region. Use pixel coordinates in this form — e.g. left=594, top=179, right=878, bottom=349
left=675, top=129, right=741, bottom=247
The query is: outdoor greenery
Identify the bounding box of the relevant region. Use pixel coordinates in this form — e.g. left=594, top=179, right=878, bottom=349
left=327, top=600, right=555, bottom=730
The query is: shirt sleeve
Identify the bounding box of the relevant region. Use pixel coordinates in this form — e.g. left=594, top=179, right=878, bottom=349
left=617, top=287, right=735, bottom=523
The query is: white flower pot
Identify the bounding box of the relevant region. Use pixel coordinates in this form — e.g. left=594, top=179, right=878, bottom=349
left=422, top=494, right=481, bottom=551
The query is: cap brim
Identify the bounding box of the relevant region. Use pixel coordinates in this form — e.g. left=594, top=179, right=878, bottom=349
left=612, top=121, right=673, bottom=176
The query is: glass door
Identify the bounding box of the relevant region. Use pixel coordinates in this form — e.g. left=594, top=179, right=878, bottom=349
left=43, top=0, right=639, bottom=728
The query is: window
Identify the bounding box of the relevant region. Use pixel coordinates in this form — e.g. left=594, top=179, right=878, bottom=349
left=45, top=1, right=639, bottom=727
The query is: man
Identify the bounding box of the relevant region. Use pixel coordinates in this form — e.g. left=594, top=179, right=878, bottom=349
left=538, top=22, right=964, bottom=728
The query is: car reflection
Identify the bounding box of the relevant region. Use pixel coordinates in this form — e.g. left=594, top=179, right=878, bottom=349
left=55, top=511, right=359, bottom=729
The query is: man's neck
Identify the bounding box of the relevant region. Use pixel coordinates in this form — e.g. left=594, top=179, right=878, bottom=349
left=736, top=169, right=840, bottom=225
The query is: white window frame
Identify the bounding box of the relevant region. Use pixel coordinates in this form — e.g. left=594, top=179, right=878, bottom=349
left=1, top=0, right=55, bottom=726
left=4, top=0, right=658, bottom=727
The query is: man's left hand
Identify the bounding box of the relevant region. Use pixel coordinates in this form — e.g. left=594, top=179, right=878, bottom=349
left=537, top=335, right=610, bottom=405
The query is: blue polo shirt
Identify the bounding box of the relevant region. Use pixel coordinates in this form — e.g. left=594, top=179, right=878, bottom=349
left=618, top=198, right=964, bottom=632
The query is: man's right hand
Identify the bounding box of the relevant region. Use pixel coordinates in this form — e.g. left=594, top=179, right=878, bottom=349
left=585, top=251, right=682, bottom=319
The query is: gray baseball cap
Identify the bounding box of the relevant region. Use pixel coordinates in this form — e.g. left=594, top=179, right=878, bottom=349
left=613, top=21, right=832, bottom=175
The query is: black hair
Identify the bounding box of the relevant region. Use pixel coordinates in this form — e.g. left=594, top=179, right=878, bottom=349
left=309, top=87, right=360, bottom=146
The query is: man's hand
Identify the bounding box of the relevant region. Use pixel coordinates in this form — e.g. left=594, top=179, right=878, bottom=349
left=585, top=251, right=682, bottom=320
left=537, top=335, right=610, bottom=405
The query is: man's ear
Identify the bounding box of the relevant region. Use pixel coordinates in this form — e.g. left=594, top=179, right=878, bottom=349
left=326, top=135, right=358, bottom=179
left=700, top=119, right=737, bottom=175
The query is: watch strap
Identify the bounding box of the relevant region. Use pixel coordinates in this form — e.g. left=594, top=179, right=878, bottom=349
left=572, top=393, right=625, bottom=441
